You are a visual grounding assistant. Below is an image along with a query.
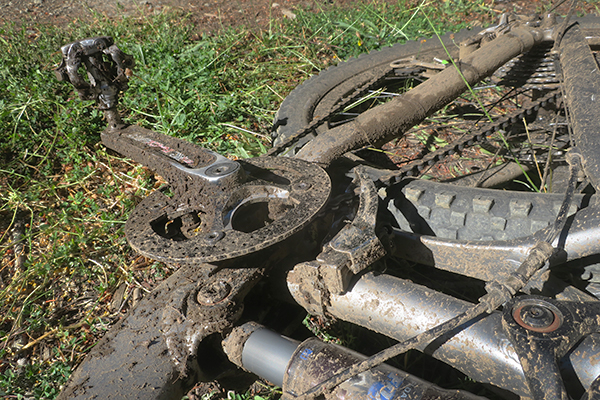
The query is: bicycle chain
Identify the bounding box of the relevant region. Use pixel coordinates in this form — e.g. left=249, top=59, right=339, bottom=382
left=270, top=44, right=562, bottom=188
left=378, top=89, right=561, bottom=186
left=271, top=66, right=560, bottom=186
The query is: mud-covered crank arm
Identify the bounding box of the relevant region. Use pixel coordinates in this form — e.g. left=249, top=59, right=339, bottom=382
left=55, top=36, right=331, bottom=265
left=55, top=38, right=333, bottom=399
left=106, top=124, right=331, bottom=264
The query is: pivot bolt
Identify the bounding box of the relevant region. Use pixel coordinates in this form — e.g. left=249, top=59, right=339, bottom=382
left=513, top=301, right=562, bottom=333
left=197, top=280, right=231, bottom=305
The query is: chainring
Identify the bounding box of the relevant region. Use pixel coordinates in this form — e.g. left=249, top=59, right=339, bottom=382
left=125, top=156, right=331, bottom=264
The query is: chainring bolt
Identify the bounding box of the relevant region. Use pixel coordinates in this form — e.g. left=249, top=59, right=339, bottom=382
left=197, top=280, right=231, bottom=305
left=205, top=230, right=224, bottom=244
left=292, top=182, right=311, bottom=191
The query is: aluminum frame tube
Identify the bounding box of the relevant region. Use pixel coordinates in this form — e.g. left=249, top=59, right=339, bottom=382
left=288, top=271, right=600, bottom=397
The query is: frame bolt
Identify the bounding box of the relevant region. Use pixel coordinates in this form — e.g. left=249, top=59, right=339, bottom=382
left=206, top=162, right=240, bottom=178
left=197, top=280, right=231, bottom=305
left=513, top=301, right=562, bottom=333
left=205, top=230, right=224, bottom=244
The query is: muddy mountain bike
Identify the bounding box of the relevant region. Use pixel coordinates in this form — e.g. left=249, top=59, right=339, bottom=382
left=54, top=7, right=600, bottom=400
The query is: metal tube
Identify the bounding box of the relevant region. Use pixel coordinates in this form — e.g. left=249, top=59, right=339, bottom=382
left=241, top=328, right=299, bottom=387
left=224, top=323, right=488, bottom=400
left=297, top=27, right=545, bottom=165
left=222, top=322, right=299, bottom=388
left=288, top=271, right=600, bottom=397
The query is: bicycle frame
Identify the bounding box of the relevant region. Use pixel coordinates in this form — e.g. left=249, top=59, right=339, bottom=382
left=55, top=13, right=600, bottom=400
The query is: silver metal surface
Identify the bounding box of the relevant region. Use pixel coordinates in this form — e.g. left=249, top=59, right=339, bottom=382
left=242, top=328, right=299, bottom=387
left=288, top=271, right=600, bottom=396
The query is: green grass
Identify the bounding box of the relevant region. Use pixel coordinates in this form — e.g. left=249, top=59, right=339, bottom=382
left=0, top=1, right=496, bottom=398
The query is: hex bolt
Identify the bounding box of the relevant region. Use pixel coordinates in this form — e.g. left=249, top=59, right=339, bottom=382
left=197, top=280, right=232, bottom=305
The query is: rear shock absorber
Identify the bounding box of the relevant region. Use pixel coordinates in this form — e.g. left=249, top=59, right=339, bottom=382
left=222, top=322, right=488, bottom=400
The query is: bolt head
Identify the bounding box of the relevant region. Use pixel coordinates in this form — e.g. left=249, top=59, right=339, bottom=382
left=206, top=162, right=239, bottom=178
left=513, top=300, right=562, bottom=333
left=197, top=281, right=231, bottom=305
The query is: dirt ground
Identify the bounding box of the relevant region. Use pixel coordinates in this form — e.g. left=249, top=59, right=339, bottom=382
left=0, top=0, right=394, bottom=34
left=1, top=0, right=598, bottom=36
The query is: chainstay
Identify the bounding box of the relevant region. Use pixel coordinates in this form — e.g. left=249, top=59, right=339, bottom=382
left=270, top=72, right=559, bottom=177
left=270, top=42, right=561, bottom=159
left=374, top=89, right=561, bottom=186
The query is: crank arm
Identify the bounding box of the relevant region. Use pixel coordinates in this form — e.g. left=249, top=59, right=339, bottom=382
left=56, top=37, right=332, bottom=265
left=57, top=264, right=214, bottom=400
left=101, top=125, right=243, bottom=194
left=102, top=125, right=331, bottom=265
left=59, top=258, right=265, bottom=399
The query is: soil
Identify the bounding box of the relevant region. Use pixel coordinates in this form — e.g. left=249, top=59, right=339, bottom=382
left=0, top=0, right=396, bottom=34
left=1, top=0, right=597, bottom=36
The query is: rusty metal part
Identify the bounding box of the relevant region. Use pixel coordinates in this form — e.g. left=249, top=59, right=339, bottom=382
left=295, top=26, right=549, bottom=165
left=288, top=271, right=600, bottom=397
left=55, top=36, right=133, bottom=128
left=103, top=125, right=331, bottom=263
left=502, top=296, right=600, bottom=400
left=560, top=22, right=600, bottom=191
